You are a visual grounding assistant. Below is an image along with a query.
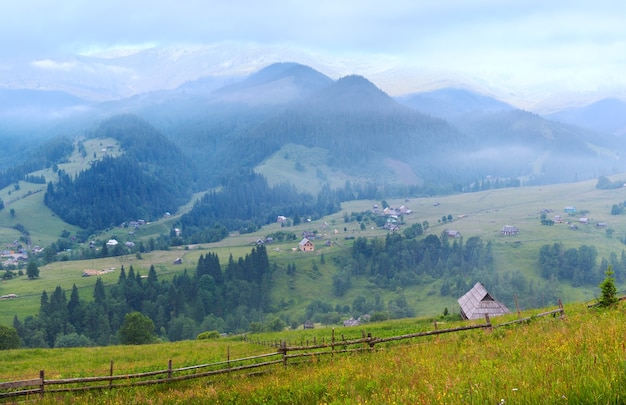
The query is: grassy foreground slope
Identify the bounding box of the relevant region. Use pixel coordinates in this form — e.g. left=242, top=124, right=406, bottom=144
left=1, top=302, right=624, bottom=404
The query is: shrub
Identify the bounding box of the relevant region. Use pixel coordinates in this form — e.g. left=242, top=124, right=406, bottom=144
left=197, top=330, right=220, bottom=340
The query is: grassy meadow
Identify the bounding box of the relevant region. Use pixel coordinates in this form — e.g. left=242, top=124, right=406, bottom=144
left=3, top=170, right=626, bottom=326
left=1, top=302, right=624, bottom=404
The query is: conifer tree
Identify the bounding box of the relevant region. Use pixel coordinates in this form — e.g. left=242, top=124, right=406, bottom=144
left=598, top=266, right=619, bottom=308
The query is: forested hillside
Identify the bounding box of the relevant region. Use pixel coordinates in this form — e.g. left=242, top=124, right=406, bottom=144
left=0, top=136, right=73, bottom=189
left=13, top=246, right=272, bottom=347
left=43, top=115, right=195, bottom=231
left=179, top=170, right=344, bottom=243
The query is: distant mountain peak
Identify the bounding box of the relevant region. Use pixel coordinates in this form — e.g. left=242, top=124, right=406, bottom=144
left=306, top=74, right=400, bottom=112
left=397, top=87, right=513, bottom=120
left=210, top=62, right=333, bottom=105
left=546, top=97, right=626, bottom=135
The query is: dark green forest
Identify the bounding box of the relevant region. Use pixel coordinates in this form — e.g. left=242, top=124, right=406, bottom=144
left=43, top=115, right=195, bottom=231
left=13, top=246, right=272, bottom=348
left=538, top=242, right=626, bottom=286
left=0, top=135, right=73, bottom=190
left=179, top=171, right=348, bottom=243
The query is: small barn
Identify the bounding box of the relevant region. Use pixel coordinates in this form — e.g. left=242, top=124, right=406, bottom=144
left=298, top=238, right=315, bottom=252
left=457, top=282, right=510, bottom=320
left=501, top=225, right=519, bottom=236
left=445, top=229, right=462, bottom=239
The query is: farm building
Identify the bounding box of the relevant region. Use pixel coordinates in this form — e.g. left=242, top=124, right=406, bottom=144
left=298, top=238, right=314, bottom=252
left=457, top=282, right=510, bottom=320
left=564, top=206, right=576, bottom=214
left=445, top=229, right=462, bottom=239
left=501, top=225, right=519, bottom=236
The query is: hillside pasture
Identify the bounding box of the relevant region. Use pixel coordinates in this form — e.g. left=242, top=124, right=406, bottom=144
left=3, top=169, right=626, bottom=327
left=0, top=302, right=624, bottom=404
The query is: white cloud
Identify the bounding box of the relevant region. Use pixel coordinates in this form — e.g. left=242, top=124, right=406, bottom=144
left=1, top=0, right=626, bottom=104
left=31, top=59, right=78, bottom=71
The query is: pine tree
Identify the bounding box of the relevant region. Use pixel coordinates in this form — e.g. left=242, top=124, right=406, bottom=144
left=598, top=266, right=619, bottom=308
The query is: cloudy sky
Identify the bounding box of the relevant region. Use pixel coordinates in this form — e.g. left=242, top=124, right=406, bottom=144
left=1, top=1, right=625, bottom=105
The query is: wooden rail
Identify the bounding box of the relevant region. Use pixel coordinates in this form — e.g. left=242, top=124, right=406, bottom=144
left=0, top=304, right=566, bottom=401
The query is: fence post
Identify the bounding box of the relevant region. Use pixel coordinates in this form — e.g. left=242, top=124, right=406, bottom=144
left=109, top=360, right=114, bottom=390
left=331, top=328, right=335, bottom=358
left=39, top=370, right=44, bottom=398
left=484, top=313, right=491, bottom=331
left=367, top=332, right=375, bottom=351
left=558, top=299, right=565, bottom=317
left=514, top=294, right=521, bottom=318
left=280, top=341, right=288, bottom=367
left=168, top=359, right=172, bottom=380
left=227, top=346, right=231, bottom=371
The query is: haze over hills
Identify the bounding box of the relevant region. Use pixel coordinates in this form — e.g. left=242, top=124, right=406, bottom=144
left=2, top=60, right=625, bottom=194
left=396, top=88, right=515, bottom=122
left=545, top=97, right=626, bottom=137
left=2, top=43, right=625, bottom=114
left=3, top=59, right=626, bottom=348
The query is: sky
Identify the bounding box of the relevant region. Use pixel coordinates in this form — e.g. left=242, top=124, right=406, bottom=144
left=1, top=1, right=626, bottom=105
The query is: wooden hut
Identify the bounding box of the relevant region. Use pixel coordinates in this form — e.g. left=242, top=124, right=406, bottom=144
left=457, top=282, right=510, bottom=320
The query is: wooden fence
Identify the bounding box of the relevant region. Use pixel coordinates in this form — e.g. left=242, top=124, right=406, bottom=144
left=0, top=303, right=565, bottom=401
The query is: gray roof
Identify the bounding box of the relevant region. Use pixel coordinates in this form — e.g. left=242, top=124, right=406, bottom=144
left=457, top=282, right=510, bottom=320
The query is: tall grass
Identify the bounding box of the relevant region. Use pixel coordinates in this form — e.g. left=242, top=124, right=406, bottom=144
left=3, top=302, right=625, bottom=404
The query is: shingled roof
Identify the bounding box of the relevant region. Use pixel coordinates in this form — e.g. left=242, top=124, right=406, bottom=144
left=458, top=282, right=510, bottom=320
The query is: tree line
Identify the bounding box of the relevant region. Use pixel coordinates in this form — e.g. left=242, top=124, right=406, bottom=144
left=12, top=246, right=272, bottom=348
left=538, top=242, right=626, bottom=287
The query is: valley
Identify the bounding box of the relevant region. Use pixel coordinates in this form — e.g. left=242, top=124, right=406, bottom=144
left=1, top=62, right=626, bottom=350
left=2, top=168, right=625, bottom=328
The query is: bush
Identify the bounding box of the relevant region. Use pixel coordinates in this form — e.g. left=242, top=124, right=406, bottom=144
left=118, top=312, right=155, bottom=345
left=369, top=312, right=389, bottom=322
left=0, top=325, right=20, bottom=350
left=197, top=330, right=220, bottom=340
left=54, top=333, right=92, bottom=348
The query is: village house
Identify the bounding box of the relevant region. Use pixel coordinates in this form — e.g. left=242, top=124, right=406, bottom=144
left=458, top=282, right=510, bottom=320
left=298, top=238, right=314, bottom=252
left=302, top=230, right=318, bottom=240
left=383, top=222, right=400, bottom=232
left=343, top=317, right=361, bottom=327
left=445, top=229, right=462, bottom=239
left=501, top=225, right=519, bottom=236
left=564, top=206, right=577, bottom=214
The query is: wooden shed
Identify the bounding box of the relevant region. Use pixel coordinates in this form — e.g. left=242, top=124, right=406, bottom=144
left=457, top=282, right=510, bottom=320
left=298, top=238, right=315, bottom=252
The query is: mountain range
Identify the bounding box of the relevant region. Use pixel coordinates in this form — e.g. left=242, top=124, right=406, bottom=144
left=2, top=59, right=626, bottom=232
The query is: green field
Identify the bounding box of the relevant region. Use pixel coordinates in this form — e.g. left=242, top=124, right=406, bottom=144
left=0, top=302, right=624, bottom=404
left=3, top=143, right=626, bottom=328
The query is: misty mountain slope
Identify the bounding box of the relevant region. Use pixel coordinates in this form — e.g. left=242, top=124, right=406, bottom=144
left=210, top=62, right=334, bottom=105
left=546, top=98, right=626, bottom=136
left=397, top=88, right=514, bottom=121
left=88, top=63, right=335, bottom=187
left=211, top=75, right=469, bottom=188
left=44, top=115, right=196, bottom=230
left=454, top=109, right=625, bottom=183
